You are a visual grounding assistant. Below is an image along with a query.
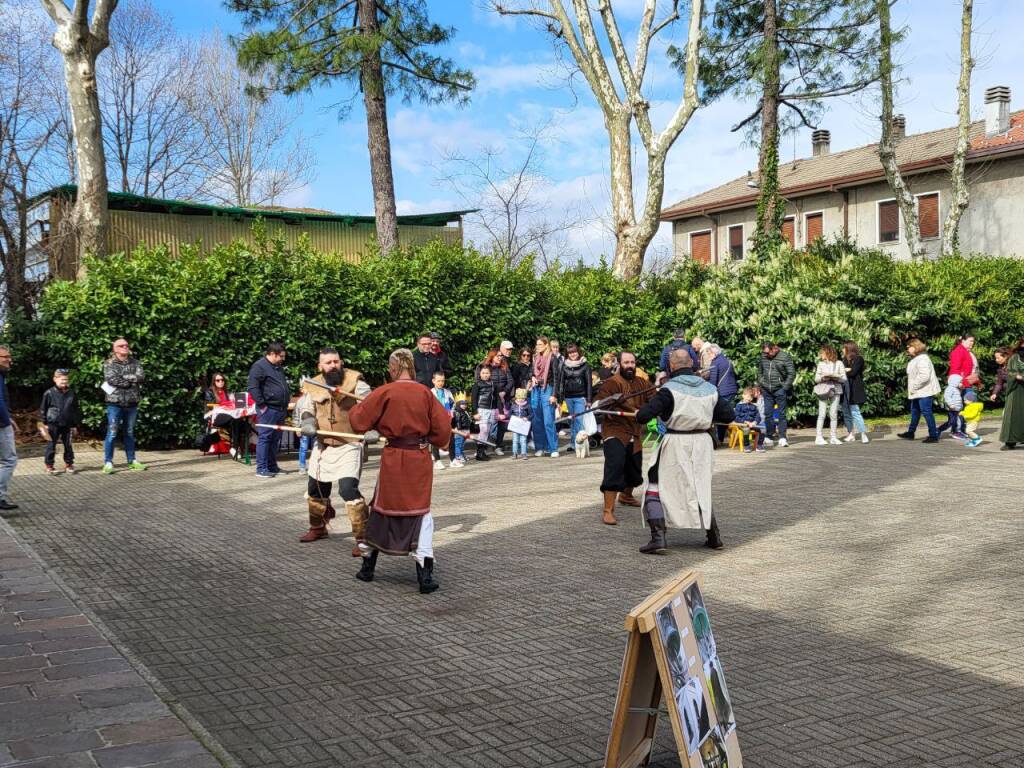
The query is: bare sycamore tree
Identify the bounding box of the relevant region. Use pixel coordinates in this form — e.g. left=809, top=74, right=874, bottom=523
left=494, top=0, right=703, bottom=280
left=0, top=4, right=63, bottom=315
left=877, top=0, right=921, bottom=257
left=100, top=0, right=207, bottom=199
left=437, top=127, right=582, bottom=268
left=40, top=0, right=119, bottom=269
left=188, top=40, right=314, bottom=208
left=942, top=0, right=973, bottom=256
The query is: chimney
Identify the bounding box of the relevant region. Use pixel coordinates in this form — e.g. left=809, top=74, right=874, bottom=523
left=811, top=129, right=831, bottom=157
left=985, top=86, right=1011, bottom=136
left=892, top=114, right=906, bottom=139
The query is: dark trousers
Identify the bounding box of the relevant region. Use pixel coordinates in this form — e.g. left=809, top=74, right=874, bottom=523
left=601, top=438, right=643, bottom=492
left=907, top=397, right=939, bottom=438
left=308, top=476, right=361, bottom=502
left=255, top=406, right=285, bottom=474
left=44, top=425, right=74, bottom=467
left=762, top=389, right=788, bottom=439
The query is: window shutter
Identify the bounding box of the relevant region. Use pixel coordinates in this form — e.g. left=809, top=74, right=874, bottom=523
left=728, top=226, right=743, bottom=259
left=918, top=193, right=939, bottom=239
left=805, top=213, right=823, bottom=243
left=782, top=217, right=795, bottom=247
left=879, top=200, right=899, bottom=242
left=690, top=231, right=711, bottom=264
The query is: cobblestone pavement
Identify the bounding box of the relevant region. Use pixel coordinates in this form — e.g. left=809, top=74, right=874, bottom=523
left=2, top=425, right=1023, bottom=768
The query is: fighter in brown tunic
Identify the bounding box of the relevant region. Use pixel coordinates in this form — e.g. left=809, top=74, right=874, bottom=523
left=596, top=351, right=654, bottom=526
left=348, top=348, right=453, bottom=593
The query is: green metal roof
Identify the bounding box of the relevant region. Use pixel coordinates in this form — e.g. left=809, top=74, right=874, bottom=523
left=29, top=184, right=476, bottom=227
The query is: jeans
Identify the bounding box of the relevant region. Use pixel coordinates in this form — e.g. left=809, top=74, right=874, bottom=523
left=816, top=396, right=840, bottom=438
left=255, top=406, right=285, bottom=474
left=512, top=432, right=528, bottom=455
left=104, top=405, right=138, bottom=464
left=530, top=385, right=557, bottom=453
left=565, top=397, right=587, bottom=440
left=907, top=397, right=938, bottom=438
left=0, top=425, right=16, bottom=500
left=298, top=435, right=312, bottom=468
left=453, top=434, right=466, bottom=460
left=841, top=402, right=867, bottom=435
left=45, top=425, right=75, bottom=467
left=937, top=409, right=964, bottom=436
left=762, top=389, right=788, bottom=439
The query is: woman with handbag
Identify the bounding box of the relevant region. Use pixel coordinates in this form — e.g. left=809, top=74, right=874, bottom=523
left=813, top=345, right=846, bottom=446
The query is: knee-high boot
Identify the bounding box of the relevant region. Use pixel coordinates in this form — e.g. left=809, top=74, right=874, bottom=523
left=356, top=550, right=379, bottom=582
left=705, top=514, right=724, bottom=550
left=639, top=518, right=667, bottom=554
left=345, top=498, right=369, bottom=557
left=300, top=498, right=329, bottom=542
left=416, top=557, right=439, bottom=594
left=602, top=491, right=618, bottom=525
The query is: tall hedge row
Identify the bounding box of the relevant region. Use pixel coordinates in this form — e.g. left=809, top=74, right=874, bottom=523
left=5, top=232, right=1022, bottom=446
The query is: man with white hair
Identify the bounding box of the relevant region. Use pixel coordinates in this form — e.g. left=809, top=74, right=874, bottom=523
left=634, top=348, right=734, bottom=553
left=0, top=346, right=18, bottom=511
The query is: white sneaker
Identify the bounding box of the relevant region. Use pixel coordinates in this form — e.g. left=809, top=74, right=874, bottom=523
left=438, top=449, right=449, bottom=457
left=761, top=437, right=774, bottom=448
left=494, top=448, right=504, bottom=456
left=229, top=447, right=238, bottom=457
left=550, top=451, right=559, bottom=458
left=843, top=433, right=856, bottom=442
left=434, top=460, right=446, bottom=470
left=815, top=436, right=827, bottom=446
left=535, top=450, right=544, bottom=457
left=861, top=433, right=870, bottom=444
left=778, top=438, right=789, bottom=447
left=829, top=437, right=842, bottom=445
left=558, top=429, right=568, bottom=437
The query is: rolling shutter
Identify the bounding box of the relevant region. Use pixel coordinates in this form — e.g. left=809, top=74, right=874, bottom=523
left=728, top=226, right=744, bottom=260
left=878, top=200, right=899, bottom=242
left=918, top=193, right=939, bottom=239
left=805, top=213, right=823, bottom=244
left=690, top=231, right=711, bottom=264
left=782, top=217, right=795, bottom=247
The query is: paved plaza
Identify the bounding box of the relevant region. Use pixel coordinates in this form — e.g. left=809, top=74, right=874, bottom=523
left=2, top=424, right=1023, bottom=767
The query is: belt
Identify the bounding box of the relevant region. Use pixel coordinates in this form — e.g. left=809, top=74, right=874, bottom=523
left=664, top=427, right=711, bottom=435
left=387, top=436, right=427, bottom=450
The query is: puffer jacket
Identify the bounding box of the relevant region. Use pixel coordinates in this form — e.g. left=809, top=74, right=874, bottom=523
left=907, top=353, right=940, bottom=399
left=757, top=349, right=796, bottom=393
left=103, top=356, right=144, bottom=406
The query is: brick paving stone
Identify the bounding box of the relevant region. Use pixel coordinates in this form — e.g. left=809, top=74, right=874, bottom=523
left=2, top=431, right=1023, bottom=767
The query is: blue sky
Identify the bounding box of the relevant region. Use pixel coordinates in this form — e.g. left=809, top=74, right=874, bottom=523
left=161, top=0, right=1024, bottom=263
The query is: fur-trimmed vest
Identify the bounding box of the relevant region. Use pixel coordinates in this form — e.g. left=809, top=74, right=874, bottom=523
left=303, top=369, right=363, bottom=446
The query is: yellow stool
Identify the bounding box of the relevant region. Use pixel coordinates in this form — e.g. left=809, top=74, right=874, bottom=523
left=726, top=423, right=745, bottom=452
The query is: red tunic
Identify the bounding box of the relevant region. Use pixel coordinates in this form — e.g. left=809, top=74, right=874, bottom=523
left=349, top=379, right=452, bottom=517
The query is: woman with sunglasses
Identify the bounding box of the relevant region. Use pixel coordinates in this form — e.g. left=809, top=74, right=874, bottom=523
left=204, top=373, right=245, bottom=456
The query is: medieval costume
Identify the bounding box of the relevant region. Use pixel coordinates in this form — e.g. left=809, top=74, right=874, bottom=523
left=999, top=351, right=1024, bottom=449
left=297, top=369, right=372, bottom=551
left=349, top=363, right=452, bottom=593
left=634, top=366, right=735, bottom=552
left=597, top=372, right=654, bottom=525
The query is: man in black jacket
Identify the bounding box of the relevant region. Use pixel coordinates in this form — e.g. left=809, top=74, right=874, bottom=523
left=40, top=369, right=82, bottom=474
left=413, top=332, right=452, bottom=387
left=756, top=342, right=796, bottom=447
left=248, top=342, right=290, bottom=478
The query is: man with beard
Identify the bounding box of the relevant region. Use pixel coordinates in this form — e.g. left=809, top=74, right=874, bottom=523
left=296, top=348, right=373, bottom=550
left=596, top=350, right=653, bottom=525
left=634, top=348, right=734, bottom=553
left=349, top=348, right=453, bottom=593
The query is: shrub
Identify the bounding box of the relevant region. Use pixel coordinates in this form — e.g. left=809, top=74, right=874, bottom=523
left=5, top=234, right=1021, bottom=446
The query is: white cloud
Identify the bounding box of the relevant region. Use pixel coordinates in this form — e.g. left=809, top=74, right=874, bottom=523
left=396, top=197, right=462, bottom=215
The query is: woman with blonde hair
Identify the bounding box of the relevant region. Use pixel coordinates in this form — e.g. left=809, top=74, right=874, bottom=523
left=898, top=338, right=940, bottom=443
left=813, top=345, right=846, bottom=445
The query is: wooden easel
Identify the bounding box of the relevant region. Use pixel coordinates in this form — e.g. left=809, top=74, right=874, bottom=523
left=604, top=570, right=742, bottom=768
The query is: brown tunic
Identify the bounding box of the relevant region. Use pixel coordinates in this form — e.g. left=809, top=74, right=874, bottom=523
left=597, top=373, right=654, bottom=453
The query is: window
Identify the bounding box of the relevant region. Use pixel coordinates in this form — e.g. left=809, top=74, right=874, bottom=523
left=917, top=193, right=939, bottom=239
left=728, top=225, right=744, bottom=260
left=781, top=217, right=795, bottom=248
left=805, top=212, right=823, bottom=244
left=689, top=230, right=711, bottom=264
left=878, top=200, right=900, bottom=243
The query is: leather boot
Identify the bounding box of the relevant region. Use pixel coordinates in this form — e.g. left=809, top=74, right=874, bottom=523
left=416, top=557, right=439, bottom=594
left=618, top=488, right=641, bottom=507
left=705, top=516, right=724, bottom=550
left=300, top=498, right=329, bottom=542
left=324, top=499, right=337, bottom=525
left=475, top=445, right=490, bottom=461
left=356, top=550, right=379, bottom=582
left=602, top=491, right=618, bottom=525
left=639, top=519, right=667, bottom=555
left=346, top=499, right=369, bottom=557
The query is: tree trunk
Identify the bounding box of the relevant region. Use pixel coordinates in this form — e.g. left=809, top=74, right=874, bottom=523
left=877, top=0, right=922, bottom=258
left=608, top=111, right=641, bottom=279
left=358, top=0, right=399, bottom=256
left=753, top=0, right=782, bottom=256
left=942, top=0, right=973, bottom=257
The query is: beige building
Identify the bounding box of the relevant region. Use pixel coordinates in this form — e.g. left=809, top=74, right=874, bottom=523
left=28, top=185, right=471, bottom=280
left=661, top=87, right=1024, bottom=263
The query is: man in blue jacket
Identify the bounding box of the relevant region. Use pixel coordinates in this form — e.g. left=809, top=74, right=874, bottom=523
left=248, top=342, right=290, bottom=478
left=0, top=346, right=18, bottom=511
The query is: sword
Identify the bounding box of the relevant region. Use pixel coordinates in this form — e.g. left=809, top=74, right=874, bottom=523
left=300, top=376, right=367, bottom=401
left=255, top=423, right=372, bottom=442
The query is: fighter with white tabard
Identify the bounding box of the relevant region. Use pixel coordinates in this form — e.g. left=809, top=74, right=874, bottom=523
left=634, top=348, right=734, bottom=553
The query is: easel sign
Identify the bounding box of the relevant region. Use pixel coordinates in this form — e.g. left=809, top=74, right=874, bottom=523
left=604, top=570, right=741, bottom=768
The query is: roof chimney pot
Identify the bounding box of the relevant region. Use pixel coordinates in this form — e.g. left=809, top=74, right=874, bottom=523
left=985, top=86, right=1011, bottom=136
left=811, top=129, right=831, bottom=157
left=892, top=114, right=906, bottom=139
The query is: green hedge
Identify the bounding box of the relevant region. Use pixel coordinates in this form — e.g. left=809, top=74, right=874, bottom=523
left=5, top=232, right=1022, bottom=446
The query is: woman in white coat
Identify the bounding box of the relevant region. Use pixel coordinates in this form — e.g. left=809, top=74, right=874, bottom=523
left=897, top=338, right=941, bottom=443
left=813, top=344, right=847, bottom=445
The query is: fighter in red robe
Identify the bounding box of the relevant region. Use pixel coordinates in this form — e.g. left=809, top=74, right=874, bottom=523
left=348, top=348, right=453, bottom=593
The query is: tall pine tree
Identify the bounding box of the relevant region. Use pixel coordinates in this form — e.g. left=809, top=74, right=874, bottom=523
left=228, top=0, right=474, bottom=255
